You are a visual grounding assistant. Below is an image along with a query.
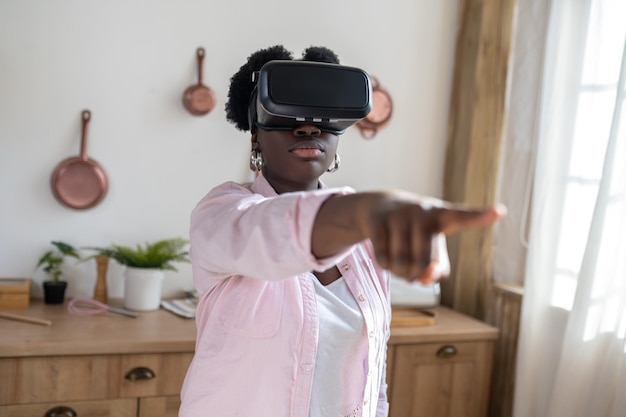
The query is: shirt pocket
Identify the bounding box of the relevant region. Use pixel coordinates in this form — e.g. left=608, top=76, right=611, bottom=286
left=217, top=278, right=285, bottom=338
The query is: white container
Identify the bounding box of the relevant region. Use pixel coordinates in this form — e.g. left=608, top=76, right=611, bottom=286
left=123, top=267, right=164, bottom=311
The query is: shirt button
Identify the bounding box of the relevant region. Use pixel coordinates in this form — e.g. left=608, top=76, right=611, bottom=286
left=359, top=294, right=366, bottom=301
left=341, top=264, right=350, bottom=271
left=364, top=399, right=369, bottom=405
left=369, top=331, right=375, bottom=338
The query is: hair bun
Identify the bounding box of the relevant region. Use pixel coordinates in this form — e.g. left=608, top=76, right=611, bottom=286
left=302, top=46, right=340, bottom=64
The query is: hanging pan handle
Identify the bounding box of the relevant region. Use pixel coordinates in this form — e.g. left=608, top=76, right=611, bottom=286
left=196, top=47, right=205, bottom=85
left=80, top=110, right=91, bottom=161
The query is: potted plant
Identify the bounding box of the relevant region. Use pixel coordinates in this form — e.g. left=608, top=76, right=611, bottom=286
left=36, top=241, right=81, bottom=304
left=85, top=238, right=189, bottom=311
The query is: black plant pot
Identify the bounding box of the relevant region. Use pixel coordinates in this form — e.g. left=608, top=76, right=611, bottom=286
left=43, top=281, right=68, bottom=304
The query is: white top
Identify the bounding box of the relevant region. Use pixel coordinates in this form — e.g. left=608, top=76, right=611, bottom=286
left=310, top=276, right=366, bottom=417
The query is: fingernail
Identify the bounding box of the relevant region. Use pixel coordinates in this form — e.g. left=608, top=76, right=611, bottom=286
left=495, top=204, right=508, bottom=216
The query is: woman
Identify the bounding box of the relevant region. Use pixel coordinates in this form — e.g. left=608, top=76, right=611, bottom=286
left=179, top=45, right=503, bottom=417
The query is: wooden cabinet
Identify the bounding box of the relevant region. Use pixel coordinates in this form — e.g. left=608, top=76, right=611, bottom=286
left=138, top=396, right=182, bottom=417
left=0, top=353, right=192, bottom=404
left=0, top=399, right=137, bottom=417
left=1, top=396, right=185, bottom=417
left=0, top=301, right=496, bottom=417
left=0, top=300, right=196, bottom=417
left=387, top=307, right=498, bottom=417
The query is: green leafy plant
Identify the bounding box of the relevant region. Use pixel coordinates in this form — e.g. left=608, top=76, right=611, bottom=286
left=36, top=241, right=81, bottom=283
left=86, top=238, right=189, bottom=271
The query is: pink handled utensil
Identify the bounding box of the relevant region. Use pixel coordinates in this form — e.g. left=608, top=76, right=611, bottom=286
left=68, top=296, right=139, bottom=318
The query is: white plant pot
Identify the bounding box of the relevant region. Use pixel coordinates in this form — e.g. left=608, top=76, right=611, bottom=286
left=123, top=267, right=164, bottom=311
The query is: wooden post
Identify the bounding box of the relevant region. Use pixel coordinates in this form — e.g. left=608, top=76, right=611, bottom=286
left=441, top=0, right=517, bottom=318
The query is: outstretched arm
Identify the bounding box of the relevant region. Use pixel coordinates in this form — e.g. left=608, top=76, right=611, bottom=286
left=311, top=190, right=506, bottom=283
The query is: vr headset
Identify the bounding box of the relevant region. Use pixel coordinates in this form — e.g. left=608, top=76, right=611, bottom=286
left=248, top=60, right=373, bottom=135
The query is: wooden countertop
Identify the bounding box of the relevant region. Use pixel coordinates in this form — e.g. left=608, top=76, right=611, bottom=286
left=0, top=300, right=497, bottom=358
left=388, top=306, right=498, bottom=345
left=0, top=299, right=197, bottom=358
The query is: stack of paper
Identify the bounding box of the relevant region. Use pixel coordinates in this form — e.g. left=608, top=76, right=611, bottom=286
left=160, top=295, right=197, bottom=319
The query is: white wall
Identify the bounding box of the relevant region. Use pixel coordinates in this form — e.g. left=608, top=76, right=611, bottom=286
left=0, top=0, right=460, bottom=299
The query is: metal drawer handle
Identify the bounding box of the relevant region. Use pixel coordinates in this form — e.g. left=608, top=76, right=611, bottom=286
left=436, top=345, right=458, bottom=358
left=125, top=366, right=156, bottom=381
left=44, top=405, right=77, bottom=417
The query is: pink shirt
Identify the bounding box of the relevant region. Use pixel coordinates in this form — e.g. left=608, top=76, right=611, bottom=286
left=180, top=174, right=391, bottom=417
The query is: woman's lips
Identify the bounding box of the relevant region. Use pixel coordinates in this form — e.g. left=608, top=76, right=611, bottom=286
left=291, top=148, right=323, bottom=158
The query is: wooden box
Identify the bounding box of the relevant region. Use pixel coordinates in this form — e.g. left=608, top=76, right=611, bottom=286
left=0, top=278, right=31, bottom=308
left=390, top=307, right=437, bottom=327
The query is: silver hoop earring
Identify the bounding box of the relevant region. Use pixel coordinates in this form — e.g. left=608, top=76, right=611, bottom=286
left=250, top=149, right=263, bottom=172
left=327, top=153, right=341, bottom=173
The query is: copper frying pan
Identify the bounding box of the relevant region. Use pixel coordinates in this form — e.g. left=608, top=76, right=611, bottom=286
left=50, top=110, right=108, bottom=210
left=182, top=47, right=216, bottom=116
left=356, top=77, right=393, bottom=139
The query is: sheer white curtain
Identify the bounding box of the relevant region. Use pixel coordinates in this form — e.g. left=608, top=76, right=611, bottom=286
left=513, top=0, right=626, bottom=416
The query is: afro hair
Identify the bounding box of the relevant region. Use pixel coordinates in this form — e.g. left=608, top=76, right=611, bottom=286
left=225, top=45, right=341, bottom=132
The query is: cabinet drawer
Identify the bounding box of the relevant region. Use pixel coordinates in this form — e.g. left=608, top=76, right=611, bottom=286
left=0, top=398, right=136, bottom=417
left=388, top=341, right=494, bottom=417
left=0, top=352, right=193, bottom=405
left=139, top=396, right=181, bottom=417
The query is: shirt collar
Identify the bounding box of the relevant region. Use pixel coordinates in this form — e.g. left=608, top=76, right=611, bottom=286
left=251, top=173, right=328, bottom=197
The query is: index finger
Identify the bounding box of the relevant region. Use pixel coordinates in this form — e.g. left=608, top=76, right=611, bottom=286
left=433, top=204, right=507, bottom=235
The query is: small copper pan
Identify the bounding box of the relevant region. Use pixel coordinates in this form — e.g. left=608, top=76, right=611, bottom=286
left=51, top=110, right=108, bottom=210
left=183, top=47, right=216, bottom=116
